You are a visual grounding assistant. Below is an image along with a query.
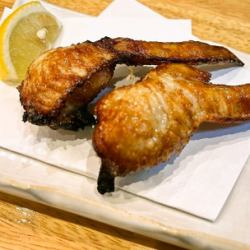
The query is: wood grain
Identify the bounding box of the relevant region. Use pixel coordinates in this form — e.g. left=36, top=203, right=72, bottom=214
left=140, top=0, right=250, bottom=53
left=0, top=192, right=180, bottom=250
left=0, top=0, right=250, bottom=249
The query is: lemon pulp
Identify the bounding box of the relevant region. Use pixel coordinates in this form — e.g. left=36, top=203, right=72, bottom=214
left=9, top=12, right=61, bottom=80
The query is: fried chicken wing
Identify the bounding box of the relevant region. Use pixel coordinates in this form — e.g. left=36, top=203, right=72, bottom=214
left=93, top=63, right=250, bottom=194
left=19, top=37, right=243, bottom=130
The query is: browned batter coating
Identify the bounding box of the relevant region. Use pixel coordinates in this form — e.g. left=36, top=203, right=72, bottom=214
left=19, top=37, right=243, bottom=130
left=93, top=63, right=250, bottom=194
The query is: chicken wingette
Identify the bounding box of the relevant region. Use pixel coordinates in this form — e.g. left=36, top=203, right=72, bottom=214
left=93, top=63, right=250, bottom=194
left=19, top=37, right=243, bottom=130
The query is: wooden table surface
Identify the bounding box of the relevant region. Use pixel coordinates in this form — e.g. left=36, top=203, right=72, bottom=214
left=0, top=0, right=250, bottom=249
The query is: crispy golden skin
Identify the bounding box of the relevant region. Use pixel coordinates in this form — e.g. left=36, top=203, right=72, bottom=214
left=19, top=37, right=243, bottom=130
left=19, top=42, right=116, bottom=129
left=93, top=63, right=250, bottom=194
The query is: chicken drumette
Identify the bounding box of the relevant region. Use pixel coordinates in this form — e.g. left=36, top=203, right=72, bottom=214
left=93, top=63, right=250, bottom=194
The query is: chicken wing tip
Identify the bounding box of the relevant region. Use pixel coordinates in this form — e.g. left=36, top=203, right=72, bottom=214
left=97, top=162, right=115, bottom=194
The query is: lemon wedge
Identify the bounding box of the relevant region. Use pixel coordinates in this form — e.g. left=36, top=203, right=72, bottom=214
left=0, top=1, right=62, bottom=83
